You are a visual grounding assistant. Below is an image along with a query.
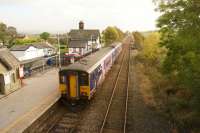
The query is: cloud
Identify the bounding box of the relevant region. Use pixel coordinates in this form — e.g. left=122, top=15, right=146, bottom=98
left=0, top=0, right=159, bottom=33
left=0, top=0, right=32, bottom=5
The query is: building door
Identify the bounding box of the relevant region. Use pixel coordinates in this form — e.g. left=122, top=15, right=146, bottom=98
left=0, top=74, right=5, bottom=94
left=69, top=73, right=79, bottom=99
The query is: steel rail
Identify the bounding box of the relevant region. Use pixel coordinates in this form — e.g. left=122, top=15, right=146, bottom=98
left=100, top=44, right=129, bottom=133
left=123, top=45, right=130, bottom=133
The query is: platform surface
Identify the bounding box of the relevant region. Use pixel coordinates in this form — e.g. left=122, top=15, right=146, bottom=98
left=0, top=68, right=60, bottom=133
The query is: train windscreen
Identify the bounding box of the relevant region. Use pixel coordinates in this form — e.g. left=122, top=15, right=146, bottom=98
left=79, top=72, right=89, bottom=86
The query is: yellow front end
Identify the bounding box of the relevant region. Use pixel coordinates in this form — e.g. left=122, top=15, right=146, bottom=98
left=69, top=74, right=78, bottom=99
left=80, top=86, right=90, bottom=99
left=59, top=84, right=67, bottom=94
left=59, top=70, right=90, bottom=101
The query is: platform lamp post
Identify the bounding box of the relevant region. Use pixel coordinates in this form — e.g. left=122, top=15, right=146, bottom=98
left=57, top=34, right=61, bottom=69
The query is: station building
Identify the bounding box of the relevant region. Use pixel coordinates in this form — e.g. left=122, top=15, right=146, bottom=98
left=68, top=21, right=101, bottom=56
left=10, top=43, right=57, bottom=78
left=0, top=48, right=22, bottom=95
left=10, top=42, right=56, bottom=61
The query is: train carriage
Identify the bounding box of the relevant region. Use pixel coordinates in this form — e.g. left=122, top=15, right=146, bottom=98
left=59, top=43, right=122, bottom=102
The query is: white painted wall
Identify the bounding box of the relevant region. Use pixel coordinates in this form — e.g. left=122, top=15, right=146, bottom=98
left=88, top=38, right=101, bottom=49
left=43, top=48, right=48, bottom=56
left=68, top=37, right=101, bottom=55
left=42, top=48, right=55, bottom=56
left=69, top=47, right=89, bottom=56
left=96, top=37, right=101, bottom=49
left=37, top=48, right=44, bottom=57
left=69, top=48, right=73, bottom=54
left=24, top=46, right=44, bottom=60
left=11, top=46, right=44, bottom=61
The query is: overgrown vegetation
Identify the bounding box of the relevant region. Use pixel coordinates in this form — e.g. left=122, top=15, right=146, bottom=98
left=137, top=32, right=166, bottom=65
left=135, top=1, right=200, bottom=132
left=136, top=29, right=200, bottom=133
left=132, top=31, right=144, bottom=50
left=155, top=0, right=200, bottom=132
left=102, top=26, right=124, bottom=46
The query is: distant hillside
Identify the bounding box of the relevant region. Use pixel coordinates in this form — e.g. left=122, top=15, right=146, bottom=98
left=141, top=31, right=157, bottom=37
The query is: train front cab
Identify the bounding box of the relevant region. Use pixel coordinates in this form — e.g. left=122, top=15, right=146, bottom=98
left=59, top=70, right=90, bottom=102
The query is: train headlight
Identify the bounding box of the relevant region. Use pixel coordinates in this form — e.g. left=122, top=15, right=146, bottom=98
left=81, top=92, right=87, bottom=96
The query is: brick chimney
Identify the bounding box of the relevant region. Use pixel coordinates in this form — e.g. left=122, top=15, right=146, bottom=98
left=79, top=21, right=84, bottom=30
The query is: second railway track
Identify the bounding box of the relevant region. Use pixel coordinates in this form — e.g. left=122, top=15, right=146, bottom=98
left=100, top=42, right=130, bottom=133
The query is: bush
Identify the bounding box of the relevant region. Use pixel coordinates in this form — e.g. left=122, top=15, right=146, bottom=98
left=136, top=31, right=200, bottom=132
left=15, top=37, right=41, bottom=45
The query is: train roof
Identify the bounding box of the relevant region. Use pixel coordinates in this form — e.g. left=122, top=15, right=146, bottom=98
left=60, top=42, right=121, bottom=73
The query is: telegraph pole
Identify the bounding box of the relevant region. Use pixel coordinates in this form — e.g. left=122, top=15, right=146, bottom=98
left=58, top=34, right=61, bottom=68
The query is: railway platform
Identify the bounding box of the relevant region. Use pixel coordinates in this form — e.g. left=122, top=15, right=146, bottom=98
left=0, top=68, right=60, bottom=133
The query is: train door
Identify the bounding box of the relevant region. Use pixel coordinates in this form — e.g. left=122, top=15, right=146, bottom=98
left=0, top=74, right=4, bottom=94
left=68, top=73, right=79, bottom=99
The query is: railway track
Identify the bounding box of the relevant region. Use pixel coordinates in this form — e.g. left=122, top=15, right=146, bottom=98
left=46, top=42, right=131, bottom=133
left=44, top=102, right=89, bottom=133
left=48, top=46, right=130, bottom=133
left=24, top=37, right=132, bottom=133
left=47, top=111, right=80, bottom=133
left=100, top=43, right=130, bottom=133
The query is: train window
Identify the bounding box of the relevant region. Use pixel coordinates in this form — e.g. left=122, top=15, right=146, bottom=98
left=79, top=72, right=88, bottom=86
left=60, top=75, right=65, bottom=84
left=97, top=65, right=102, bottom=76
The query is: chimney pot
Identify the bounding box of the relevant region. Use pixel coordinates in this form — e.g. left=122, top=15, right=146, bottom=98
left=79, top=21, right=84, bottom=30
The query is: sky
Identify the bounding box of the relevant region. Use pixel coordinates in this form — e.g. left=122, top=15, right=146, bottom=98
left=0, top=0, right=160, bottom=34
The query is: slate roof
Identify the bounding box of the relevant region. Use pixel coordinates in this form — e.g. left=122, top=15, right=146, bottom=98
left=0, top=48, right=20, bottom=70
left=20, top=57, right=44, bottom=65
left=69, top=29, right=100, bottom=40
left=10, top=44, right=32, bottom=51
left=10, top=42, right=55, bottom=51
left=68, top=40, right=88, bottom=48
left=32, top=42, right=55, bottom=49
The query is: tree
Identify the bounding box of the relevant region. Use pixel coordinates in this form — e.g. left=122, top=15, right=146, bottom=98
left=155, top=0, right=200, bottom=129
left=114, top=26, right=125, bottom=41
left=59, top=34, right=68, bottom=45
left=7, top=26, right=17, bottom=47
left=0, top=23, right=7, bottom=44
left=102, top=26, right=119, bottom=46
left=0, top=22, right=18, bottom=47
left=7, top=26, right=17, bottom=37
left=40, top=32, right=50, bottom=41
left=132, top=31, right=144, bottom=50
left=142, top=32, right=164, bottom=62
left=156, top=0, right=200, bottom=92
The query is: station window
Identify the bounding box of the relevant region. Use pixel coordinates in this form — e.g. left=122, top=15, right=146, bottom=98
left=12, top=73, right=16, bottom=83
left=16, top=69, right=20, bottom=79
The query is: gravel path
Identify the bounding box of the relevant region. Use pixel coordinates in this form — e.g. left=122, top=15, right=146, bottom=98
left=127, top=50, right=171, bottom=133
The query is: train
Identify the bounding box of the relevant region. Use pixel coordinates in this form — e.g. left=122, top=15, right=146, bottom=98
left=59, top=42, right=122, bottom=103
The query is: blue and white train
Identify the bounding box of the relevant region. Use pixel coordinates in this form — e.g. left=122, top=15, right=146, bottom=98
left=59, top=43, right=122, bottom=102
